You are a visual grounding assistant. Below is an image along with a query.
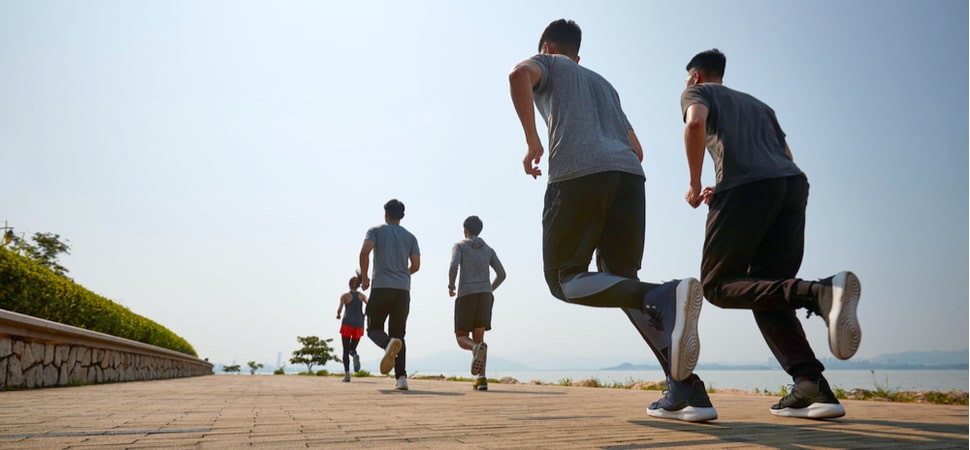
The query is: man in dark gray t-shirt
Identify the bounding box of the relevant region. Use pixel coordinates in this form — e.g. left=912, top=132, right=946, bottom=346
left=681, top=48, right=862, bottom=420
left=509, top=18, right=715, bottom=423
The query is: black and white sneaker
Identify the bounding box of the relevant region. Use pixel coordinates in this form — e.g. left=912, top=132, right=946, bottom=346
left=647, top=375, right=718, bottom=422
left=810, top=272, right=862, bottom=360
left=643, top=278, right=703, bottom=381
left=770, top=377, right=845, bottom=419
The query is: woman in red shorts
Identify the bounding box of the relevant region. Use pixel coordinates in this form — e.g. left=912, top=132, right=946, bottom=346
left=336, top=273, right=368, bottom=382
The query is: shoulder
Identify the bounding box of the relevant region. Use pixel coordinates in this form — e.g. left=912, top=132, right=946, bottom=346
left=396, top=225, right=417, bottom=241
left=366, top=224, right=385, bottom=235
left=681, top=84, right=717, bottom=112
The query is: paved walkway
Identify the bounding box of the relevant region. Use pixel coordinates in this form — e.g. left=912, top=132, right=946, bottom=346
left=0, top=374, right=966, bottom=449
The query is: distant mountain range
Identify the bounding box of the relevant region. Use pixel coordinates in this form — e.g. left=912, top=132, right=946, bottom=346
left=401, top=349, right=968, bottom=373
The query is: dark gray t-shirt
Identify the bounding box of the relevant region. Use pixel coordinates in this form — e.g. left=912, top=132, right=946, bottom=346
left=531, top=54, right=644, bottom=183
left=680, top=83, right=803, bottom=192
left=365, top=223, right=419, bottom=290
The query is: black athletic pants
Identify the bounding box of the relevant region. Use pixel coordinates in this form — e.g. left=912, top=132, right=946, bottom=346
left=701, top=174, right=825, bottom=378
left=366, top=288, right=410, bottom=378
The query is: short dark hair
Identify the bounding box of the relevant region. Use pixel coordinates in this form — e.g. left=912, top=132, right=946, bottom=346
left=384, top=199, right=405, bottom=220
left=538, top=19, right=581, bottom=56
left=686, top=48, right=726, bottom=79
left=463, top=215, right=483, bottom=236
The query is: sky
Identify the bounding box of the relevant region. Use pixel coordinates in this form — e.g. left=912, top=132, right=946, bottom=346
left=1, top=1, right=967, bottom=371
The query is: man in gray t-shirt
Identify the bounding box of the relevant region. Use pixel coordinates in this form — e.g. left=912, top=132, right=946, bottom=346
left=681, top=49, right=862, bottom=420
left=509, top=18, right=714, bottom=422
left=359, top=199, right=420, bottom=390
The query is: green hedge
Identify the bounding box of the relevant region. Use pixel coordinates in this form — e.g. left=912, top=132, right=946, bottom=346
left=0, top=248, right=197, bottom=356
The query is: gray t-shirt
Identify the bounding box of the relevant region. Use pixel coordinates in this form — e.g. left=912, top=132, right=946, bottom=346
left=365, top=223, right=420, bottom=290
left=680, top=83, right=803, bottom=192
left=531, top=54, right=645, bottom=183
left=448, top=236, right=506, bottom=298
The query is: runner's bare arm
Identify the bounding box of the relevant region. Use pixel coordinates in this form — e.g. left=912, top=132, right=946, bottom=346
left=684, top=103, right=709, bottom=208
left=509, top=60, right=544, bottom=178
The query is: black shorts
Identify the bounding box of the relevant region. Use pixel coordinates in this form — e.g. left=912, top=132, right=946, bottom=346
left=542, top=171, right=646, bottom=299
left=454, top=292, right=494, bottom=333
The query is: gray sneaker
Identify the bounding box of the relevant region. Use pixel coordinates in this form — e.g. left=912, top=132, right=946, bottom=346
left=809, top=271, right=862, bottom=360
left=394, top=375, right=409, bottom=391
left=342, top=372, right=351, bottom=382
left=647, top=375, right=718, bottom=422
left=642, top=278, right=703, bottom=381
left=352, top=353, right=361, bottom=373
left=770, top=377, right=845, bottom=419
left=471, top=342, right=487, bottom=376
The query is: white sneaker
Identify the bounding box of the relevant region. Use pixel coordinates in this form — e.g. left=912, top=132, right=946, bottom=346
left=394, top=376, right=409, bottom=391
left=380, top=338, right=402, bottom=375
left=817, top=271, right=862, bottom=360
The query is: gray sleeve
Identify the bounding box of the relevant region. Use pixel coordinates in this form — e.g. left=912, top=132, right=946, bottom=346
left=490, top=250, right=506, bottom=291
left=530, top=54, right=551, bottom=92
left=681, top=85, right=710, bottom=122
left=448, top=244, right=460, bottom=289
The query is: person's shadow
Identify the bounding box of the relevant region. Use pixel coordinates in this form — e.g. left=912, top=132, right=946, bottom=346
left=628, top=417, right=967, bottom=449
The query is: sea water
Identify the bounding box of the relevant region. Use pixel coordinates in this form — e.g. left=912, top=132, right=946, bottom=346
left=421, top=369, right=968, bottom=392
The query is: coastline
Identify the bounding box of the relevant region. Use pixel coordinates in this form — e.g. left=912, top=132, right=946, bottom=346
left=406, top=372, right=969, bottom=405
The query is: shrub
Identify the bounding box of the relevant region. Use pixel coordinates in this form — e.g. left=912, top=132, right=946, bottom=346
left=0, top=248, right=197, bottom=356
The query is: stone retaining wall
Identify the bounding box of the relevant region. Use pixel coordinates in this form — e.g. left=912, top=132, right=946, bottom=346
left=0, top=309, right=212, bottom=390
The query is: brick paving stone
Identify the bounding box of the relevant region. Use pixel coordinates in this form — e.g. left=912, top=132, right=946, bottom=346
left=0, top=374, right=965, bottom=449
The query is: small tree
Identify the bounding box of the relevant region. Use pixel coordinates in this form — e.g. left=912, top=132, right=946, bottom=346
left=289, top=336, right=340, bottom=374
left=247, top=361, right=264, bottom=375
left=222, top=364, right=241, bottom=374
left=11, top=231, right=71, bottom=276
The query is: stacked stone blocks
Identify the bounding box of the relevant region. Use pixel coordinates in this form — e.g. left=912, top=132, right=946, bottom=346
left=0, top=309, right=212, bottom=390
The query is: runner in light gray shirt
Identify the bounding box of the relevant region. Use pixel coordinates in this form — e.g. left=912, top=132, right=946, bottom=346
left=448, top=215, right=505, bottom=391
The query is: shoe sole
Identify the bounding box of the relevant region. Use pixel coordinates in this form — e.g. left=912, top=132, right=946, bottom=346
left=471, top=343, right=487, bottom=376
left=669, top=278, right=703, bottom=381
left=647, top=405, right=718, bottom=422
left=829, top=271, right=861, bottom=360
left=381, top=339, right=402, bottom=375
left=770, top=402, right=846, bottom=419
